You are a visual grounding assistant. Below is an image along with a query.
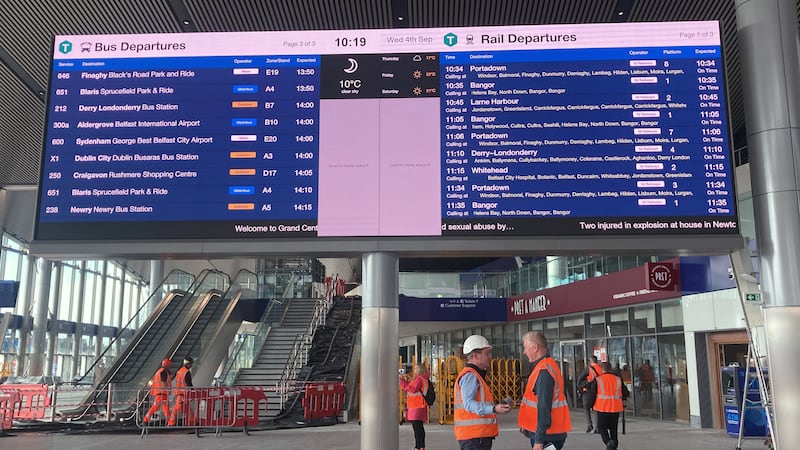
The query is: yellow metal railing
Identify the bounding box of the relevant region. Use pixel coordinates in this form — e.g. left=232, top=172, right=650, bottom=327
left=487, top=358, right=522, bottom=405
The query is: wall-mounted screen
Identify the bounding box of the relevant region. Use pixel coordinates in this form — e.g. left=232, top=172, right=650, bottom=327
left=36, top=21, right=738, bottom=244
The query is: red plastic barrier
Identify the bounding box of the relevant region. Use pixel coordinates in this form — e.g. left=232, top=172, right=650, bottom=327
left=233, top=387, right=268, bottom=427
left=3, top=384, right=50, bottom=420
left=0, top=390, right=19, bottom=432
left=302, top=382, right=346, bottom=420
left=187, top=387, right=237, bottom=428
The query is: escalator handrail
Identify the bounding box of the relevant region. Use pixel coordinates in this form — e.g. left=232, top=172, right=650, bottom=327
left=166, top=289, right=226, bottom=361
left=95, top=268, right=226, bottom=388
left=74, top=268, right=195, bottom=383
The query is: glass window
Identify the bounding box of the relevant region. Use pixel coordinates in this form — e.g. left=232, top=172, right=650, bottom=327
left=559, top=314, right=584, bottom=339
left=588, top=312, right=606, bottom=338
left=631, top=305, right=656, bottom=334
left=657, top=300, right=684, bottom=332
left=608, top=308, right=629, bottom=336
left=607, top=337, right=633, bottom=415
left=632, top=335, right=660, bottom=419
left=658, top=334, right=688, bottom=422
left=543, top=318, right=559, bottom=341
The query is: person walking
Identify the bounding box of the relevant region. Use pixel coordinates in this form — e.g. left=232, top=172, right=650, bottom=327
left=518, top=331, right=571, bottom=450
left=168, top=356, right=195, bottom=426
left=577, top=354, right=603, bottom=433
left=453, top=334, right=512, bottom=450
left=591, top=362, right=629, bottom=450
left=400, top=363, right=431, bottom=450
left=143, top=358, right=172, bottom=424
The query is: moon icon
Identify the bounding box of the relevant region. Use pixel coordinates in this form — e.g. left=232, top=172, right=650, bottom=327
left=344, top=58, right=358, bottom=73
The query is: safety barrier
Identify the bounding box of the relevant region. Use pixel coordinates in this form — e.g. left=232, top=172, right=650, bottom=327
left=487, top=358, right=522, bottom=406
left=302, top=382, right=346, bottom=421
left=137, top=386, right=268, bottom=437
left=3, top=384, right=51, bottom=421
left=0, top=389, right=19, bottom=434
left=436, top=356, right=464, bottom=425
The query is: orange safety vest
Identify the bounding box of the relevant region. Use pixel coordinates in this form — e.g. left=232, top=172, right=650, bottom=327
left=518, top=357, right=572, bottom=434
left=588, top=363, right=603, bottom=382
left=453, top=367, right=498, bottom=440
left=150, top=367, right=171, bottom=396
left=406, top=376, right=428, bottom=410
left=173, top=366, right=191, bottom=396
left=593, top=373, right=624, bottom=413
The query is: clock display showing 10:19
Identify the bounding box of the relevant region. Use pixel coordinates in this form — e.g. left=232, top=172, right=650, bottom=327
left=335, top=37, right=367, bottom=47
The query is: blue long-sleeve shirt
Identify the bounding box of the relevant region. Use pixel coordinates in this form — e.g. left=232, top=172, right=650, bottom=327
left=458, top=367, right=495, bottom=416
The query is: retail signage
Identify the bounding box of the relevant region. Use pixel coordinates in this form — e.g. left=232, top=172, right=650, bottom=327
left=507, top=258, right=679, bottom=321
left=644, top=261, right=678, bottom=290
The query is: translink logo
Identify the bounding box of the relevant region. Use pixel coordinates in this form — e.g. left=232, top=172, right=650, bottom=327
left=58, top=41, right=73, bottom=54
left=443, top=33, right=458, bottom=47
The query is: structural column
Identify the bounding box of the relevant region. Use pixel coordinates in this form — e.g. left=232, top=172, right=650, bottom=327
left=546, top=256, right=563, bottom=288
left=28, top=258, right=52, bottom=376
left=361, top=252, right=399, bottom=450
left=94, top=261, right=108, bottom=359
left=71, top=261, right=87, bottom=378
left=736, top=1, right=800, bottom=448
left=148, top=259, right=164, bottom=317
left=45, top=262, right=62, bottom=377
left=15, top=257, right=37, bottom=376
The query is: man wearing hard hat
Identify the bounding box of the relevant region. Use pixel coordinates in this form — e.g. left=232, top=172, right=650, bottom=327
left=143, top=358, right=172, bottom=424
left=168, top=356, right=195, bottom=426
left=453, top=335, right=512, bottom=449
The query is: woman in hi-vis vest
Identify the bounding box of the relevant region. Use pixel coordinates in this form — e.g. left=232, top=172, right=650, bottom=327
left=400, top=363, right=430, bottom=450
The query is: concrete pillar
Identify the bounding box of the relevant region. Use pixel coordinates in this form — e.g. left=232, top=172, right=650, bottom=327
left=736, top=0, right=800, bottom=447
left=45, top=262, right=62, bottom=377
left=28, top=258, right=52, bottom=376
left=15, top=257, right=36, bottom=376
left=148, top=260, right=164, bottom=317
left=115, top=265, right=126, bottom=354
left=94, top=261, right=108, bottom=359
left=360, top=252, right=399, bottom=450
left=546, top=256, right=563, bottom=288
left=71, top=261, right=87, bottom=378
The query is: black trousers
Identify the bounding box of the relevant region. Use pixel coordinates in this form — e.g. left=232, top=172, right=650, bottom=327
left=410, top=420, right=426, bottom=449
left=597, top=411, right=620, bottom=449
left=458, top=437, right=494, bottom=450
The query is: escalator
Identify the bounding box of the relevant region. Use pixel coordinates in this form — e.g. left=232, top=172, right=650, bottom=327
left=70, top=269, right=230, bottom=418
left=169, top=269, right=259, bottom=385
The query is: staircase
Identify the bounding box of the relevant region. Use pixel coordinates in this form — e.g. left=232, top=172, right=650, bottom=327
left=234, top=298, right=319, bottom=417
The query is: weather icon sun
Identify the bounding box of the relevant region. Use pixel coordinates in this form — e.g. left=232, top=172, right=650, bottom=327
left=412, top=86, right=423, bottom=95
left=412, top=70, right=422, bottom=79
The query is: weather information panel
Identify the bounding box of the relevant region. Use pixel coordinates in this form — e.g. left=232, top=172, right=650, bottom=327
left=36, top=21, right=738, bottom=240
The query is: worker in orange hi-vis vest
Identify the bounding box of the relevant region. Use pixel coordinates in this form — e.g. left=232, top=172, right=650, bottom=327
left=453, top=335, right=512, bottom=450
left=168, top=356, right=195, bottom=426
left=590, top=362, right=629, bottom=450
left=144, top=358, right=172, bottom=423
left=518, top=331, right=571, bottom=450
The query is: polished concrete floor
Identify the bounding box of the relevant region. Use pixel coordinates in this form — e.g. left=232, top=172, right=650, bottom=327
left=3, top=410, right=770, bottom=450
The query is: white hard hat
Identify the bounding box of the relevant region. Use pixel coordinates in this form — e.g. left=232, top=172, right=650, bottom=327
left=463, top=335, right=491, bottom=355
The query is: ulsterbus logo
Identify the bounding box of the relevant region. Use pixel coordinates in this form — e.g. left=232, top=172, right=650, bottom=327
left=444, top=32, right=458, bottom=47
left=58, top=41, right=73, bottom=54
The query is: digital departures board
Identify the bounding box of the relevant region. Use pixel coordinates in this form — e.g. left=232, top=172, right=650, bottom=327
left=36, top=21, right=739, bottom=244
